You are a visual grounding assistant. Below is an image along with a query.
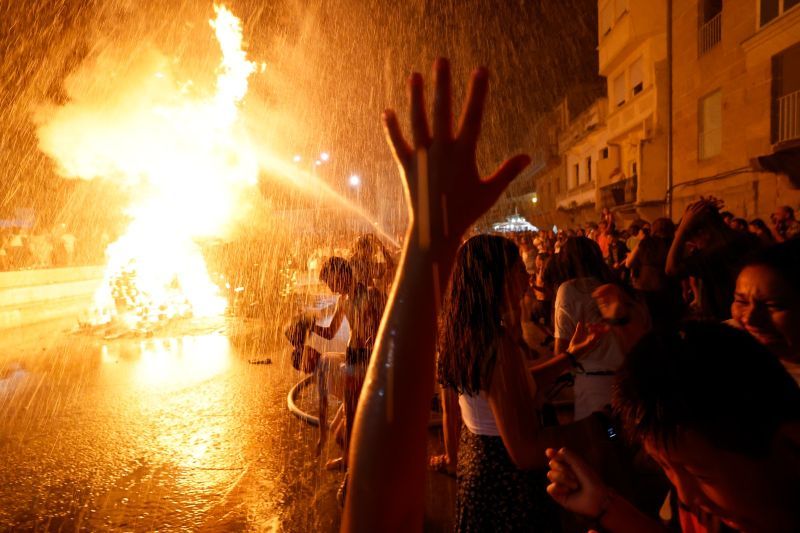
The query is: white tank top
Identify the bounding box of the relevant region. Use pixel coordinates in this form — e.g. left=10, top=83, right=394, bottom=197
left=459, top=392, right=500, bottom=436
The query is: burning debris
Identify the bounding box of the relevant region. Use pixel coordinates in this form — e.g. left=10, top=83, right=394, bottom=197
left=37, top=4, right=261, bottom=329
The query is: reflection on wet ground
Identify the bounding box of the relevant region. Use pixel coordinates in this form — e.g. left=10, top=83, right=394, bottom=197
left=0, top=317, right=342, bottom=531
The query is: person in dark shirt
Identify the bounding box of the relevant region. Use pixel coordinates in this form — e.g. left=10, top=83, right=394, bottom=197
left=665, top=198, right=760, bottom=321
left=546, top=322, right=800, bottom=533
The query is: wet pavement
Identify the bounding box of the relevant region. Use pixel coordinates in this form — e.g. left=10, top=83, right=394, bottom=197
left=0, top=316, right=344, bottom=531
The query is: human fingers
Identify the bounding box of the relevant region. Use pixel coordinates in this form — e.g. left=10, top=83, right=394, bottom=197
left=548, top=458, right=578, bottom=481
left=547, top=468, right=579, bottom=490
left=456, top=67, right=489, bottom=149
left=408, top=72, right=430, bottom=148
left=556, top=448, right=599, bottom=485
left=432, top=58, right=452, bottom=141
left=382, top=110, right=413, bottom=167
left=546, top=480, right=575, bottom=502
left=482, top=154, right=530, bottom=201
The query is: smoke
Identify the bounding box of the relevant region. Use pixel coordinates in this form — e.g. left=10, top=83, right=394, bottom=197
left=36, top=45, right=186, bottom=183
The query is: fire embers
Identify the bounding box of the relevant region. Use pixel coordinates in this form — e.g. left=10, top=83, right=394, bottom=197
left=109, top=261, right=192, bottom=330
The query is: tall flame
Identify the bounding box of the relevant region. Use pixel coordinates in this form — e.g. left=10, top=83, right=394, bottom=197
left=38, top=5, right=260, bottom=327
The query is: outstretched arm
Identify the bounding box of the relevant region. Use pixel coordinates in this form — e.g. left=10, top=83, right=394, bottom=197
left=342, top=59, right=529, bottom=532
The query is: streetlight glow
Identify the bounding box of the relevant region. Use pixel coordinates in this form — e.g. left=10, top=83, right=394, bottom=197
left=348, top=174, right=362, bottom=187
left=320, top=152, right=330, bottom=162
left=293, top=154, right=301, bottom=163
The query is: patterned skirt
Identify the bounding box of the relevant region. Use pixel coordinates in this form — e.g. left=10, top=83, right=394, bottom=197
left=455, top=430, right=560, bottom=533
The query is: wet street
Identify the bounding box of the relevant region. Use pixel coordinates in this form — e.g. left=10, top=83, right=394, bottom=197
left=0, top=317, right=343, bottom=531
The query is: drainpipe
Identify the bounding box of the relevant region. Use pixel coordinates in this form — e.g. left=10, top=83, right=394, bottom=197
left=666, top=0, right=674, bottom=219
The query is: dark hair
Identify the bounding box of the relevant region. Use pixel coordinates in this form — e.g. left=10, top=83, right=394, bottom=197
left=558, top=237, right=615, bottom=284
left=437, top=235, right=520, bottom=395
left=614, top=321, right=800, bottom=457
left=650, top=217, right=675, bottom=240
left=319, top=256, right=352, bottom=285
left=741, top=238, right=800, bottom=295
left=720, top=210, right=734, bottom=220
left=749, top=218, right=774, bottom=240
left=731, top=217, right=748, bottom=231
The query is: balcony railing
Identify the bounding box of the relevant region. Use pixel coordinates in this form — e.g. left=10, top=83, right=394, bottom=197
left=600, top=177, right=637, bottom=208
left=698, top=12, right=722, bottom=56
left=777, top=90, right=800, bottom=144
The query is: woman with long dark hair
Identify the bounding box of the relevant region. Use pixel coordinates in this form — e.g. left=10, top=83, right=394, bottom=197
left=438, top=234, right=597, bottom=532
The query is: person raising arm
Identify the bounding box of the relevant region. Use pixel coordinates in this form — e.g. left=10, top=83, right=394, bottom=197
left=341, top=59, right=530, bottom=532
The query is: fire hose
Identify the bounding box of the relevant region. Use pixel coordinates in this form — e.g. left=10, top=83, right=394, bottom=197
left=287, top=373, right=443, bottom=428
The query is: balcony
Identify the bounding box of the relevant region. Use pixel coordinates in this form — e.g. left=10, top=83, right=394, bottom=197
left=777, top=90, right=800, bottom=144
left=600, top=176, right=637, bottom=208
left=698, top=12, right=722, bottom=56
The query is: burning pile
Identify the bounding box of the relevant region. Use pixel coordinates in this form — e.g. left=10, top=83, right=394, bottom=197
left=37, top=4, right=262, bottom=329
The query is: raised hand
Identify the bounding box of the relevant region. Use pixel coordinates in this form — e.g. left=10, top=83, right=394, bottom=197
left=567, top=321, right=608, bottom=358
left=382, top=58, right=530, bottom=256
left=679, top=196, right=724, bottom=235
left=343, top=60, right=528, bottom=532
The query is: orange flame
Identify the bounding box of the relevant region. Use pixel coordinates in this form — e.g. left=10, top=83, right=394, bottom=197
left=39, top=4, right=260, bottom=327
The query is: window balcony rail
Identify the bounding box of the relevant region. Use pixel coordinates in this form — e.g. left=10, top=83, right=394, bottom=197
left=600, top=176, right=637, bottom=208
left=698, top=12, right=722, bottom=56
left=777, top=90, right=800, bottom=144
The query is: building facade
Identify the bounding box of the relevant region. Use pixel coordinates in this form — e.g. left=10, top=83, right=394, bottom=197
left=557, top=98, right=608, bottom=226
left=504, top=0, right=800, bottom=230
left=671, top=0, right=800, bottom=219
left=597, top=0, right=670, bottom=222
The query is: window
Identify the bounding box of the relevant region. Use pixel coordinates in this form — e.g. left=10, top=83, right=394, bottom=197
left=698, top=0, right=722, bottom=55
left=586, top=156, right=592, bottom=182
left=772, top=43, right=800, bottom=143
left=629, top=160, right=638, bottom=177
left=614, top=74, right=626, bottom=107
left=601, top=147, right=609, bottom=159
left=699, top=90, right=722, bottom=159
left=760, top=0, right=800, bottom=27
left=630, top=57, right=644, bottom=95
left=572, top=163, right=580, bottom=189
left=701, top=0, right=722, bottom=22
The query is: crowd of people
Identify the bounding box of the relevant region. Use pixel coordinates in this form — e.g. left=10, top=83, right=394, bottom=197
left=325, top=60, right=800, bottom=533
left=428, top=198, right=800, bottom=532
left=0, top=225, right=80, bottom=270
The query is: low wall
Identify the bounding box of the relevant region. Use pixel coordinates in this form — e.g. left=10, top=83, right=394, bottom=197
left=0, top=266, right=105, bottom=330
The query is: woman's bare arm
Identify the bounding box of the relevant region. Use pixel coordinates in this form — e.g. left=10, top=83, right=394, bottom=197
left=342, top=59, right=529, bottom=532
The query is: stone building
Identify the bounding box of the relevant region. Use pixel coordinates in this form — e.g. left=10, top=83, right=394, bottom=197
left=597, top=0, right=670, bottom=223
left=503, top=0, right=800, bottom=230
left=670, top=0, right=800, bottom=219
